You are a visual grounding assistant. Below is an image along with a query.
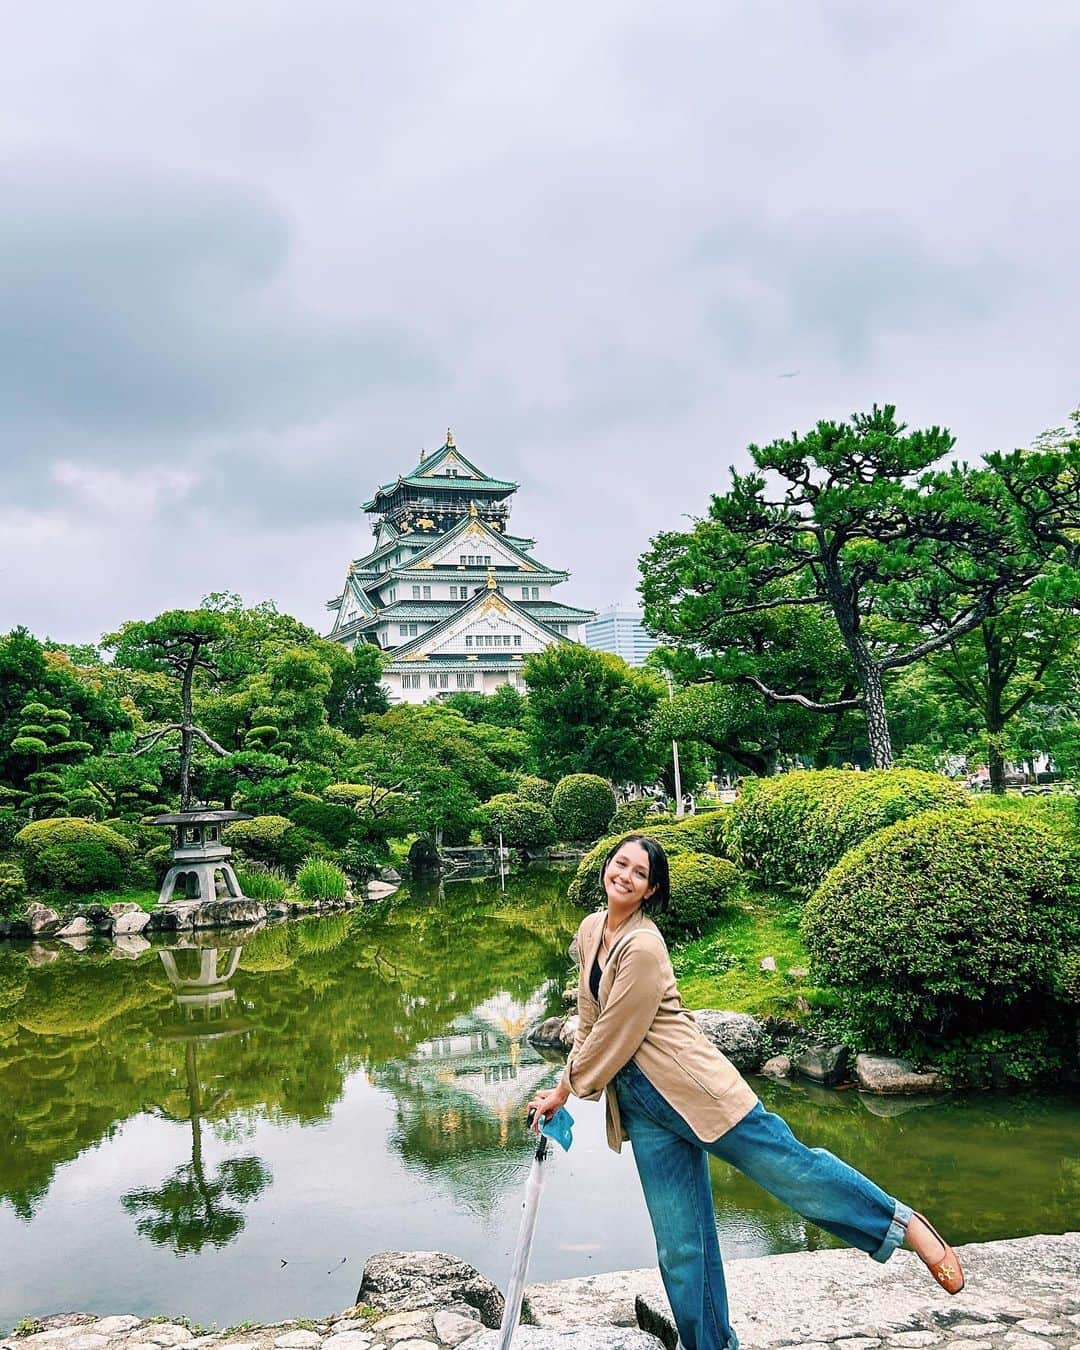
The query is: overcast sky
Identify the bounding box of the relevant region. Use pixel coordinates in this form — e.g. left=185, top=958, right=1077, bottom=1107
left=1, top=1, right=1078, bottom=644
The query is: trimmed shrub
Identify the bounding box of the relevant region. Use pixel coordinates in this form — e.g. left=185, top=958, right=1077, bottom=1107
left=145, top=843, right=173, bottom=886
left=514, top=775, right=555, bottom=806
left=295, top=856, right=348, bottom=903
left=288, top=793, right=358, bottom=850
left=236, top=865, right=292, bottom=902
left=0, top=862, right=27, bottom=916
left=15, top=817, right=136, bottom=893
left=223, top=815, right=316, bottom=873
left=551, top=774, right=617, bottom=843
left=657, top=810, right=732, bottom=857
left=732, top=768, right=968, bottom=892
left=0, top=807, right=23, bottom=854
left=610, top=801, right=675, bottom=833
left=662, top=853, right=743, bottom=943
left=803, top=808, right=1080, bottom=1084
left=477, top=794, right=557, bottom=849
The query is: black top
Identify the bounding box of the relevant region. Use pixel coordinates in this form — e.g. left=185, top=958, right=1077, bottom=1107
left=589, top=949, right=603, bottom=1001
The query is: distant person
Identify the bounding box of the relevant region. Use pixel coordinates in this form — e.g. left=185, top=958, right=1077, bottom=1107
left=529, top=835, right=964, bottom=1350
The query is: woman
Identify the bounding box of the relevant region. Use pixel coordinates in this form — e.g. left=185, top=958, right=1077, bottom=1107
left=528, top=835, right=964, bottom=1350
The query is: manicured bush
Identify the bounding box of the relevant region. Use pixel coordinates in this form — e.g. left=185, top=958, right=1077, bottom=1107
left=514, top=775, right=554, bottom=806
left=610, top=801, right=675, bottom=833
left=0, top=862, right=27, bottom=916
left=477, top=794, right=557, bottom=849
left=732, top=768, right=968, bottom=892
left=0, top=807, right=23, bottom=854
left=551, top=774, right=617, bottom=842
left=295, top=856, right=348, bottom=903
left=802, top=808, right=1080, bottom=1084
left=145, top=843, right=172, bottom=885
left=236, top=865, right=292, bottom=902
left=223, top=815, right=316, bottom=873
left=15, top=817, right=136, bottom=893
left=662, top=853, right=743, bottom=943
left=657, top=810, right=731, bottom=857
left=287, top=793, right=358, bottom=850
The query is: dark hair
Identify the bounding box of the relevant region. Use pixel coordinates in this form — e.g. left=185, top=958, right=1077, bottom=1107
left=600, top=834, right=670, bottom=914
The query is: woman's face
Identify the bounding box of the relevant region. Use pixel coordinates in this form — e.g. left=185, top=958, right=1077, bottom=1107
left=603, top=840, right=656, bottom=909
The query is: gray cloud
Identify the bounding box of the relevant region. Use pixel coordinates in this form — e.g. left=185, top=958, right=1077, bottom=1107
left=0, top=1, right=1077, bottom=643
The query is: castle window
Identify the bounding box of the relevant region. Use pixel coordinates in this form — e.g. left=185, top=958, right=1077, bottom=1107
left=465, top=635, right=473, bottom=647
left=399, top=624, right=408, bottom=636
left=460, top=555, right=466, bottom=565
left=402, top=673, right=421, bottom=689
left=456, top=673, right=475, bottom=688
left=514, top=635, right=522, bottom=646
left=428, top=674, right=439, bottom=688
left=531, top=587, right=539, bottom=600
left=412, top=585, right=421, bottom=599
left=439, top=673, right=449, bottom=688
left=422, top=586, right=431, bottom=599
left=521, top=587, right=529, bottom=599
left=450, top=585, right=458, bottom=599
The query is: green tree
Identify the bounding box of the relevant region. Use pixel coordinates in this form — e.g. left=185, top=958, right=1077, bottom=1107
left=324, top=641, right=390, bottom=732
left=640, top=406, right=1079, bottom=769
left=522, top=645, right=666, bottom=783
left=442, top=683, right=527, bottom=729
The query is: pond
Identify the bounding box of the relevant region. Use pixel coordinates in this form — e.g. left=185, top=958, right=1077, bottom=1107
left=0, top=868, right=1076, bottom=1328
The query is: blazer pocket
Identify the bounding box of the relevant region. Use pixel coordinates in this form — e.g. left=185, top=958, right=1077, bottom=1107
left=673, top=1049, right=737, bottom=1100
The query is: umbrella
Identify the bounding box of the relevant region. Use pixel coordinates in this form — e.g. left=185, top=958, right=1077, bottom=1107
left=497, top=1107, right=574, bottom=1350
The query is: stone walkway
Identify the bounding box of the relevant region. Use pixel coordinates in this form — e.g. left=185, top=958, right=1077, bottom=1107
left=4, top=1235, right=1078, bottom=1350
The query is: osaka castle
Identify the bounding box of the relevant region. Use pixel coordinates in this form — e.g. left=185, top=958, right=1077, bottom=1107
left=325, top=432, right=595, bottom=703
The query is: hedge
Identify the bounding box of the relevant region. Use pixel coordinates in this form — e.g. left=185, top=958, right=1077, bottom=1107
left=609, top=801, right=675, bottom=833
left=662, top=853, right=743, bottom=943
left=514, top=775, right=554, bottom=806
left=731, top=768, right=968, bottom=892
left=477, top=794, right=557, bottom=849
left=222, top=815, right=318, bottom=873
left=551, top=774, right=617, bottom=842
left=15, top=817, right=136, bottom=893
left=802, top=808, right=1080, bottom=1084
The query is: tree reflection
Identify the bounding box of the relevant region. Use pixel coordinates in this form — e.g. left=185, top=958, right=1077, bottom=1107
left=120, top=943, right=271, bottom=1254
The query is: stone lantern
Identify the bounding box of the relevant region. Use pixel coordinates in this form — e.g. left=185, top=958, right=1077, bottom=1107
left=150, top=806, right=252, bottom=908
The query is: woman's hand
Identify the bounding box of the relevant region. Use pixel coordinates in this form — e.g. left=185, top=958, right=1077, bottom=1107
left=527, top=1083, right=569, bottom=1133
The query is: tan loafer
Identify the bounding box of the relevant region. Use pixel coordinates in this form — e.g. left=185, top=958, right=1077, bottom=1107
left=912, top=1211, right=965, bottom=1294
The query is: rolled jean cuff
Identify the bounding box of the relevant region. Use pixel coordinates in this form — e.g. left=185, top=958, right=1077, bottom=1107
left=871, top=1200, right=913, bottom=1264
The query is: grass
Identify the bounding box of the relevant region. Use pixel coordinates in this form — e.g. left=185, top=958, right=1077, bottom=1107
left=235, top=865, right=292, bottom=902
left=33, top=885, right=160, bottom=913
left=672, top=887, right=820, bottom=1019
left=295, top=855, right=348, bottom=902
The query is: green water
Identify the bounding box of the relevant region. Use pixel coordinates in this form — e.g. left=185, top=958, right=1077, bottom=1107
left=0, top=869, right=1075, bottom=1327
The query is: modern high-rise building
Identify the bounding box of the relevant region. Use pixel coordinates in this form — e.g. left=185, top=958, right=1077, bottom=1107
left=583, top=606, right=658, bottom=667
left=325, top=432, right=595, bottom=703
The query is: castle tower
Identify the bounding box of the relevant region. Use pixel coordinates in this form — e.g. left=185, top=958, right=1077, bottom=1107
left=325, top=432, right=595, bottom=703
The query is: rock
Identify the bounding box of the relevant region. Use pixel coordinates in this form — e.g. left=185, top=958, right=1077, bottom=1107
left=358, top=1251, right=506, bottom=1329
left=562, top=985, right=577, bottom=1008
left=135, top=1325, right=197, bottom=1346
left=59, top=934, right=93, bottom=952
left=407, top=837, right=442, bottom=874
left=558, top=1015, right=578, bottom=1051
left=391, top=1341, right=438, bottom=1350
left=90, top=1318, right=143, bottom=1336
left=791, top=1041, right=850, bottom=1085
left=113, top=908, right=152, bottom=935
left=372, top=1314, right=433, bottom=1335
left=855, top=1054, right=946, bottom=1095
left=1016, top=1321, right=1068, bottom=1336
left=858, top=1092, right=946, bottom=1118
left=434, top=1312, right=484, bottom=1347
left=26, top=942, right=59, bottom=964
left=367, top=881, right=399, bottom=900
left=378, top=866, right=402, bottom=883
left=269, top=901, right=292, bottom=918
left=59, top=1338, right=108, bottom=1350
left=794, top=995, right=812, bottom=1014
left=759, top=956, right=777, bottom=971
left=85, top=904, right=113, bottom=931
left=190, top=899, right=267, bottom=928
left=1002, top=1337, right=1056, bottom=1350
left=787, top=967, right=809, bottom=979
left=27, top=903, right=61, bottom=937
left=57, top=916, right=93, bottom=938
left=324, top=1335, right=373, bottom=1350
left=528, top=1016, right=570, bottom=1049
left=273, top=1334, right=324, bottom=1349
left=693, top=1010, right=766, bottom=1072
left=887, top=1335, right=939, bottom=1348
left=329, top=1322, right=372, bottom=1335
left=761, top=1054, right=792, bottom=1078
left=459, top=1334, right=661, bottom=1350
left=147, top=908, right=181, bottom=931
left=108, top=901, right=143, bottom=917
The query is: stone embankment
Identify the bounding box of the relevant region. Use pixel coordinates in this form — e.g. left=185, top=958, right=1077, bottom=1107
left=6, top=1236, right=1077, bottom=1350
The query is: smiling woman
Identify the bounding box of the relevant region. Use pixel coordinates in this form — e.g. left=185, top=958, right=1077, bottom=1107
left=529, top=833, right=969, bottom=1350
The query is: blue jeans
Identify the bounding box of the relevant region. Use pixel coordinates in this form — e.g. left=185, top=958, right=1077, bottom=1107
left=614, top=1060, right=912, bottom=1350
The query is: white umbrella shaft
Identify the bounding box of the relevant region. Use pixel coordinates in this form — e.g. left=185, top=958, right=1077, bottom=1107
left=497, top=1153, right=548, bottom=1350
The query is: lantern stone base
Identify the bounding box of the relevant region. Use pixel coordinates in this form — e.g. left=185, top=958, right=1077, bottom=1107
left=156, top=860, right=246, bottom=908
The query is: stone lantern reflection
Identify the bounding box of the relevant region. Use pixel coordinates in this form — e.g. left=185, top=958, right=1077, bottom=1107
left=150, top=806, right=252, bottom=909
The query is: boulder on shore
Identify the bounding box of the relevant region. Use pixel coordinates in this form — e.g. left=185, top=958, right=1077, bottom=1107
left=357, top=1251, right=508, bottom=1329
left=855, top=1053, right=946, bottom=1095
left=791, top=1042, right=850, bottom=1086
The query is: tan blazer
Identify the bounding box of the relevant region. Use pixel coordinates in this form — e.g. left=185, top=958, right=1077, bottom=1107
left=560, top=908, right=758, bottom=1152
